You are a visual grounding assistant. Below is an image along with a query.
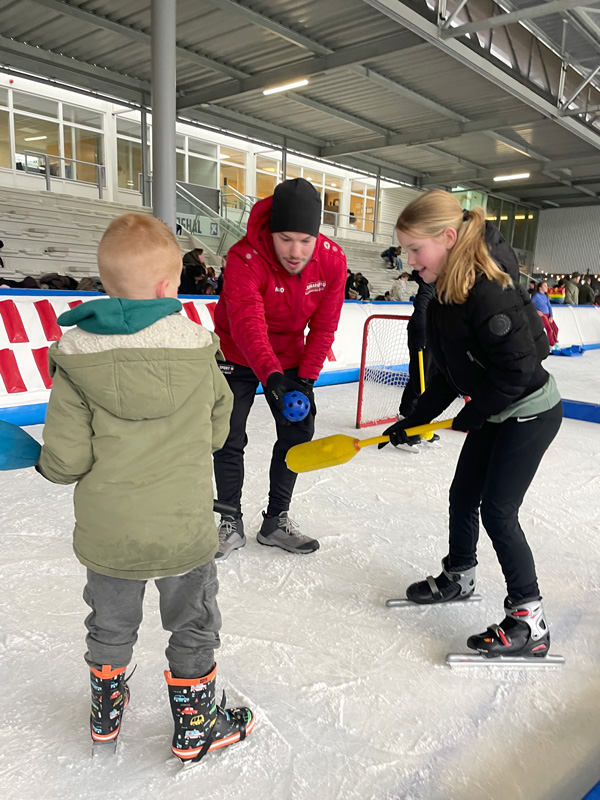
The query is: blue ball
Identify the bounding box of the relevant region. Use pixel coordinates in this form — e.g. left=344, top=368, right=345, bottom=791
left=281, top=390, right=310, bottom=422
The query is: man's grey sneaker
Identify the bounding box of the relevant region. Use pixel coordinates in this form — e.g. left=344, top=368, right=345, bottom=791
left=256, top=511, right=319, bottom=554
left=215, top=515, right=246, bottom=561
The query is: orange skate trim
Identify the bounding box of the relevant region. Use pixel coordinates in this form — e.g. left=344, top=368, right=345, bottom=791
left=164, top=664, right=217, bottom=686
left=90, top=664, right=127, bottom=680
left=171, top=714, right=255, bottom=760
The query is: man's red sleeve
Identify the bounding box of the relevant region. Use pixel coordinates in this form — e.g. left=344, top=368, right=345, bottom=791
left=298, top=252, right=347, bottom=380
left=223, top=250, right=282, bottom=383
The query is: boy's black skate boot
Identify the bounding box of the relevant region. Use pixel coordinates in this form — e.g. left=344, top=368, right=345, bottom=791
left=467, top=596, right=550, bottom=658
left=165, top=664, right=255, bottom=764
left=90, top=664, right=130, bottom=746
left=406, top=556, right=476, bottom=604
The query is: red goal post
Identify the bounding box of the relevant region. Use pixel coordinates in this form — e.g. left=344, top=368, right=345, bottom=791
left=355, top=314, right=465, bottom=429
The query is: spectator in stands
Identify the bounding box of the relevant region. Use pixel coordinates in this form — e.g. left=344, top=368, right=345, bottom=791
left=39, top=273, right=79, bottom=291
left=183, top=248, right=207, bottom=273
left=564, top=272, right=581, bottom=305
left=390, top=271, right=418, bottom=302
left=345, top=269, right=358, bottom=299
left=179, top=264, right=207, bottom=295
left=381, top=245, right=402, bottom=269
left=528, top=278, right=536, bottom=296
left=205, top=267, right=218, bottom=292
left=352, top=272, right=370, bottom=301
left=579, top=275, right=596, bottom=305
left=216, top=255, right=226, bottom=295
left=374, top=292, right=393, bottom=301
left=0, top=239, right=4, bottom=270
left=532, top=280, right=558, bottom=347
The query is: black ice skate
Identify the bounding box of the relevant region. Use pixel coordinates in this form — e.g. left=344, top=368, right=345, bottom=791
left=165, top=665, right=255, bottom=766
left=90, top=664, right=130, bottom=753
left=387, top=557, right=481, bottom=607
left=446, top=597, right=565, bottom=668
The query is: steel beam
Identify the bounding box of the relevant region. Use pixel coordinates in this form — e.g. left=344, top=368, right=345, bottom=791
left=320, top=109, right=542, bottom=157
left=30, top=0, right=248, bottom=80
left=364, top=0, right=600, bottom=153
left=442, top=0, right=600, bottom=38
left=176, top=32, right=415, bottom=109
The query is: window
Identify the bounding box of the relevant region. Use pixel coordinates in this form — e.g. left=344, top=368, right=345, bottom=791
left=117, top=138, right=142, bottom=189
left=285, top=163, right=301, bottom=180
left=257, top=155, right=278, bottom=175
left=323, top=173, right=341, bottom=225
left=485, top=195, right=502, bottom=225
left=499, top=200, right=515, bottom=241
left=189, top=138, right=217, bottom=158
left=0, top=87, right=7, bottom=107
left=512, top=206, right=529, bottom=251
left=257, top=171, right=276, bottom=198
left=0, top=110, right=10, bottom=168
left=63, top=126, right=103, bottom=183
left=219, top=145, right=245, bottom=165
left=189, top=155, right=217, bottom=187
left=63, top=104, right=103, bottom=129
left=526, top=211, right=538, bottom=252
left=116, top=117, right=142, bottom=138
left=176, top=151, right=185, bottom=181
left=220, top=163, right=245, bottom=193
left=13, top=91, right=58, bottom=118
left=14, top=114, right=60, bottom=174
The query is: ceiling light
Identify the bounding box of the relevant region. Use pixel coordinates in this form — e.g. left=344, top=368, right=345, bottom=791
left=500, top=215, right=508, bottom=220
left=263, top=167, right=275, bottom=172
left=219, top=154, right=230, bottom=159
left=24, top=135, right=47, bottom=141
left=493, top=172, right=530, bottom=182
left=331, top=183, right=337, bottom=187
left=263, top=79, right=309, bottom=96
left=514, top=215, right=525, bottom=220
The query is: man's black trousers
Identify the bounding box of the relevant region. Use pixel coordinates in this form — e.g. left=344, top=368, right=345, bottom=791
left=447, top=401, right=562, bottom=600
left=213, top=362, right=315, bottom=517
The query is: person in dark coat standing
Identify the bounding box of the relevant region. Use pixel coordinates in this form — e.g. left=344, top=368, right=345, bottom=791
left=382, top=190, right=562, bottom=660
left=213, top=178, right=346, bottom=560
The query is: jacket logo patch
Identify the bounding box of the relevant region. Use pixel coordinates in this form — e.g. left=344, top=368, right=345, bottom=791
left=275, top=287, right=285, bottom=293
left=305, top=280, right=326, bottom=295
left=489, top=313, right=512, bottom=336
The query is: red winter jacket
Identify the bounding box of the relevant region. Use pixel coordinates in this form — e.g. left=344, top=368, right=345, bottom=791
left=214, top=196, right=347, bottom=384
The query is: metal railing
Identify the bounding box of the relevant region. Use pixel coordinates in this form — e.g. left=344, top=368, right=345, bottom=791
left=321, top=210, right=390, bottom=244
left=22, top=150, right=106, bottom=199
left=176, top=182, right=245, bottom=255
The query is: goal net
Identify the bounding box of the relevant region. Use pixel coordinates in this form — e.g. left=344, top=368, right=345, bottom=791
left=355, top=314, right=465, bottom=428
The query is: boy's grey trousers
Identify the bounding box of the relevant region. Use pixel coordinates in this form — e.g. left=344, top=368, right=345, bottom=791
left=83, top=560, right=221, bottom=679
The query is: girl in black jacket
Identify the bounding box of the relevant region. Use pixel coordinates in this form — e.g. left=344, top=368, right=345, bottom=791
left=383, top=190, right=562, bottom=659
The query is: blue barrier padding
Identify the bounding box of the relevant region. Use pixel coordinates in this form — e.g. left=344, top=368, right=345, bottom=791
left=562, top=399, right=600, bottom=423
left=0, top=288, right=104, bottom=297
left=0, top=404, right=48, bottom=426
left=582, top=781, right=600, bottom=799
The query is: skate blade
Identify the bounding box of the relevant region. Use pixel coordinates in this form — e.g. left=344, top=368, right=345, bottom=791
left=446, top=653, right=565, bottom=668
left=91, top=739, right=119, bottom=758
left=386, top=594, right=482, bottom=608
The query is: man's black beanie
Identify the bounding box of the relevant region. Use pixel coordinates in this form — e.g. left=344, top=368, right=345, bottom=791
left=270, top=178, right=322, bottom=238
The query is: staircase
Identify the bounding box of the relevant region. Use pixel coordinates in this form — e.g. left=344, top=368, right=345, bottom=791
left=332, top=236, right=404, bottom=297
left=0, top=186, right=202, bottom=281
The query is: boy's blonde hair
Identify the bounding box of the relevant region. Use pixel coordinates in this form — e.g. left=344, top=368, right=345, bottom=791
left=396, top=189, right=511, bottom=304
left=98, top=213, right=182, bottom=297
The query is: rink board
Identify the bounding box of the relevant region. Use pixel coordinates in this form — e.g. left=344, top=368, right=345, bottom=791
left=0, top=290, right=599, bottom=426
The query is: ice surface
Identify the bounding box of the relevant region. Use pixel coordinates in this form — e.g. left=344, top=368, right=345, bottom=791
left=1, top=356, right=600, bottom=800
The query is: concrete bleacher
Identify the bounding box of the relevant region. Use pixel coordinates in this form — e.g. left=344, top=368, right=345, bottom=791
left=331, top=236, right=403, bottom=297
left=0, top=187, right=198, bottom=282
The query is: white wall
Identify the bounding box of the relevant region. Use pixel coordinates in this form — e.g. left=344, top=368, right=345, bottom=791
left=379, top=185, right=422, bottom=243
left=536, top=206, right=600, bottom=275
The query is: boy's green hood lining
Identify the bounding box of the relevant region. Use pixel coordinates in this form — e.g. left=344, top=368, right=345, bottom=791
left=57, top=297, right=182, bottom=335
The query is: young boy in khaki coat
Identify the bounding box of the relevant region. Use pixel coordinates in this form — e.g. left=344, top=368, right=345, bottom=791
left=37, top=213, right=254, bottom=764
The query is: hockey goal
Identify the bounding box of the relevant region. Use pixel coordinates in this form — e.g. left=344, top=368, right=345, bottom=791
left=355, top=314, right=464, bottom=428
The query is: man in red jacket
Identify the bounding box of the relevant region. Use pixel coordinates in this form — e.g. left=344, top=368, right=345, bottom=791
left=213, top=178, right=347, bottom=559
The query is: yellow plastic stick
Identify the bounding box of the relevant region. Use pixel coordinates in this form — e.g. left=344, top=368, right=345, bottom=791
left=418, top=350, right=434, bottom=442
left=286, top=419, right=454, bottom=473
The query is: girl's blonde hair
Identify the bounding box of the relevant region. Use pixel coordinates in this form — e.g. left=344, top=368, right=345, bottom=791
left=396, top=189, right=512, bottom=304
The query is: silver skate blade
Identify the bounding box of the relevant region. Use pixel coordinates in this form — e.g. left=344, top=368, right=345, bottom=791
left=386, top=594, right=482, bottom=608
left=91, top=740, right=119, bottom=758
left=446, top=653, right=565, bottom=668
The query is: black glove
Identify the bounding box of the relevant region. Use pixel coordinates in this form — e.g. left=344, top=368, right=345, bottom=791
left=451, top=402, right=486, bottom=432
left=263, top=372, right=305, bottom=424
left=296, top=376, right=316, bottom=416
left=378, top=417, right=422, bottom=449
